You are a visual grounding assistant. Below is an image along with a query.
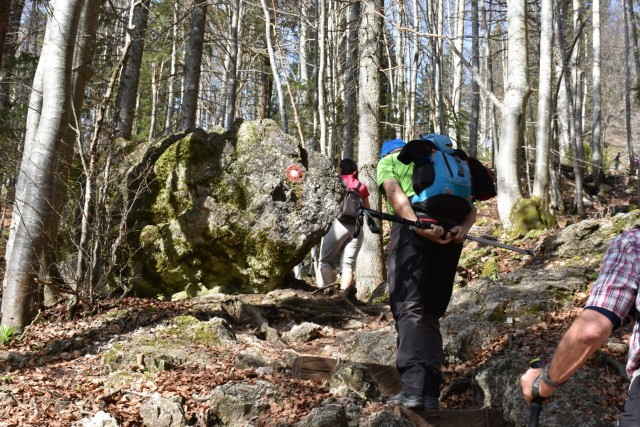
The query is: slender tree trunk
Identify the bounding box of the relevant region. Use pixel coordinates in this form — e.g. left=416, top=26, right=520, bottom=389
left=61, top=0, right=101, bottom=306
left=393, top=0, right=406, bottom=139
left=533, top=0, right=553, bottom=212
left=342, top=0, right=359, bottom=159
left=591, top=0, right=603, bottom=183
left=571, top=0, right=585, bottom=182
left=435, top=0, right=445, bottom=133
left=496, top=0, right=530, bottom=227
left=405, top=0, right=418, bottom=141
left=356, top=0, right=384, bottom=300
left=326, top=0, right=337, bottom=156
left=164, top=1, right=178, bottom=133
left=468, top=0, right=479, bottom=155
left=149, top=62, right=158, bottom=140
left=624, top=0, right=636, bottom=175
left=115, top=0, right=150, bottom=139
left=549, top=122, right=563, bottom=213
left=556, top=0, right=586, bottom=217
left=626, top=0, right=640, bottom=78
left=317, top=0, right=327, bottom=153
left=260, top=0, right=288, bottom=134
left=450, top=0, right=464, bottom=141
left=299, top=2, right=309, bottom=84
left=257, top=53, right=272, bottom=119
left=2, top=0, right=86, bottom=330
left=181, top=0, right=207, bottom=130
left=480, top=0, right=498, bottom=157
left=223, top=0, right=240, bottom=129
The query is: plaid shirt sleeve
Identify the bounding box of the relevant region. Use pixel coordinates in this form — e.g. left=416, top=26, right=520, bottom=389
left=584, top=227, right=640, bottom=375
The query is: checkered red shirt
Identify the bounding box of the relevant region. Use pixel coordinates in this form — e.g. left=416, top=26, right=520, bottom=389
left=585, top=227, right=640, bottom=377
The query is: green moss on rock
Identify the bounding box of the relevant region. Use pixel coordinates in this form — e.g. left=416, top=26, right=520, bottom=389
left=480, top=255, right=500, bottom=280
left=508, top=198, right=548, bottom=237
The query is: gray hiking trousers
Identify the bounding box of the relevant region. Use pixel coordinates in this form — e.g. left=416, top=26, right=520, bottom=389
left=618, top=371, right=640, bottom=426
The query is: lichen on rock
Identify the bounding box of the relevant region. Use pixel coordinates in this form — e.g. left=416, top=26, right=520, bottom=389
left=122, top=119, right=341, bottom=297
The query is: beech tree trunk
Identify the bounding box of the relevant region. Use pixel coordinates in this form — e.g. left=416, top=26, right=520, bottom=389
left=223, top=0, right=240, bottom=129
left=468, top=0, right=479, bottom=155
left=115, top=0, right=150, bottom=139
left=532, top=0, right=553, bottom=210
left=317, top=0, right=327, bottom=153
left=404, top=0, right=418, bottom=141
left=591, top=0, right=604, bottom=183
left=342, top=0, right=359, bottom=158
left=164, top=1, right=178, bottom=133
left=496, top=0, right=530, bottom=227
left=451, top=0, right=464, bottom=140
left=559, top=1, right=586, bottom=216
left=624, top=0, right=636, bottom=175
left=260, top=0, right=288, bottom=134
left=356, top=0, right=384, bottom=300
left=181, top=0, right=207, bottom=130
left=1, top=0, right=88, bottom=330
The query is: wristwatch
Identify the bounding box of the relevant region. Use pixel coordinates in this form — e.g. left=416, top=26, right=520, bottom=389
left=542, top=364, right=561, bottom=388
left=531, top=374, right=543, bottom=399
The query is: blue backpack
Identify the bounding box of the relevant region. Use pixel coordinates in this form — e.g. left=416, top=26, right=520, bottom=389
left=398, top=133, right=473, bottom=223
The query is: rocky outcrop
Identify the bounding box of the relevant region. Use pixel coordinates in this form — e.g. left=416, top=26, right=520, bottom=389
left=117, top=119, right=341, bottom=297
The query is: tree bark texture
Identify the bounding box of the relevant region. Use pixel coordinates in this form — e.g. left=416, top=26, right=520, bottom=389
left=260, top=0, right=288, bottom=134
left=496, top=0, right=530, bottom=227
left=591, top=0, right=603, bottom=183
left=356, top=0, right=384, bottom=300
left=342, top=0, right=360, bottom=159
left=115, top=0, right=150, bottom=139
left=532, top=0, right=553, bottom=207
left=2, top=0, right=86, bottom=330
left=181, top=0, right=207, bottom=130
left=223, top=0, right=240, bottom=130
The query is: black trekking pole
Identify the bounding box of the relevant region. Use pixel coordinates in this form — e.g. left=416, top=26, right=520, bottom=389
left=528, top=358, right=544, bottom=427
left=358, top=206, right=535, bottom=257
left=464, top=234, right=535, bottom=257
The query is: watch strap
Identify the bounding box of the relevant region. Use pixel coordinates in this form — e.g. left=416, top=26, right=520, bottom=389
left=542, top=364, right=562, bottom=388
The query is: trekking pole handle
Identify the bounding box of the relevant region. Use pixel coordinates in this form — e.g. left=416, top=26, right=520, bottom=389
left=529, top=358, right=544, bottom=427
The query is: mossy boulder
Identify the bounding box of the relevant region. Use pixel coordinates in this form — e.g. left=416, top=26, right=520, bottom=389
left=542, top=210, right=640, bottom=258
left=508, top=197, right=549, bottom=237
left=121, top=119, right=341, bottom=296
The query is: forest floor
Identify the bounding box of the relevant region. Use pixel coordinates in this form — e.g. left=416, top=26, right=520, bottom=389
left=0, top=169, right=637, bottom=426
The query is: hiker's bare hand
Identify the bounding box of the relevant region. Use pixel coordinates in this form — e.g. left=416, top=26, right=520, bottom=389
left=415, top=225, right=451, bottom=244
left=447, top=226, right=466, bottom=243
left=520, top=368, right=549, bottom=404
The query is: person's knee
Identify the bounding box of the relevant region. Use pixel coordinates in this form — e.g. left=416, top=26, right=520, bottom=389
left=394, top=301, right=424, bottom=323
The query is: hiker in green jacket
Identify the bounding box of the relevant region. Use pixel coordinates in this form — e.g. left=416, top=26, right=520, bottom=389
left=377, top=138, right=477, bottom=409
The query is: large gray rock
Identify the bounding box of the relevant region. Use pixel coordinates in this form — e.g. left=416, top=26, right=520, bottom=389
left=139, top=393, right=187, bottom=427
left=120, top=119, right=340, bottom=296
left=541, top=210, right=640, bottom=258
left=205, top=380, right=280, bottom=426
